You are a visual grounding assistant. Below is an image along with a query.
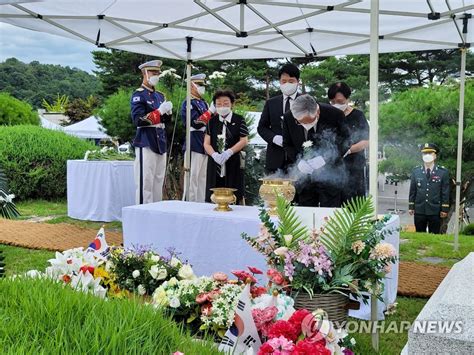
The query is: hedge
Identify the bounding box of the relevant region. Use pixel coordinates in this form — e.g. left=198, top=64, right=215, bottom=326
left=0, top=92, right=39, bottom=126
left=0, top=125, right=95, bottom=200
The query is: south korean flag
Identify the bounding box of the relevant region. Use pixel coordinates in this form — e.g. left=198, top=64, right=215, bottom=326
left=218, top=284, right=261, bottom=354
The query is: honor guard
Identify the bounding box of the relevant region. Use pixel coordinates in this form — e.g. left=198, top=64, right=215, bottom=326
left=130, top=60, right=173, bottom=204
left=409, top=143, right=450, bottom=234
left=180, top=73, right=216, bottom=202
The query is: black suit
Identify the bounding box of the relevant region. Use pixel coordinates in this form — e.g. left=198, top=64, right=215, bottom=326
left=258, top=94, right=299, bottom=173
left=282, top=103, right=350, bottom=207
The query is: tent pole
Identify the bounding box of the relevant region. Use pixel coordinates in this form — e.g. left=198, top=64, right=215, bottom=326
left=183, top=37, right=193, bottom=201
left=453, top=45, right=466, bottom=251
left=369, top=0, right=380, bottom=351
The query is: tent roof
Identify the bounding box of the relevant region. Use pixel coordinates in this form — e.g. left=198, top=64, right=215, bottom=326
left=63, top=115, right=110, bottom=139
left=40, top=115, right=64, bottom=131
left=1, top=1, right=472, bottom=60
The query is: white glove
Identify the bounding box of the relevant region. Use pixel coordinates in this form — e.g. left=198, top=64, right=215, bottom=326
left=212, top=152, right=225, bottom=165
left=221, top=149, right=234, bottom=163
left=307, top=156, right=326, bottom=170
left=209, top=102, right=216, bottom=114
left=343, top=149, right=351, bottom=158
left=297, top=160, right=313, bottom=174
left=158, top=101, right=173, bottom=115
left=272, top=135, right=283, bottom=147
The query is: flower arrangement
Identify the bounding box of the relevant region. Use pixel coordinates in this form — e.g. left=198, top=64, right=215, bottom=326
left=302, top=140, right=313, bottom=156
left=27, top=247, right=111, bottom=298
left=242, top=196, right=397, bottom=302
left=253, top=307, right=356, bottom=355
left=108, top=246, right=195, bottom=297
left=84, top=146, right=133, bottom=161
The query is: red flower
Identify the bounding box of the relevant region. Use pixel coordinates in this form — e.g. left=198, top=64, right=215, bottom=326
left=248, top=266, right=263, bottom=275
left=62, top=274, right=71, bottom=284
left=257, top=342, right=274, bottom=355
left=79, top=265, right=94, bottom=274
left=292, top=339, right=331, bottom=355
left=288, top=309, right=311, bottom=335
left=266, top=269, right=287, bottom=286
left=251, top=286, right=267, bottom=298
left=267, top=320, right=299, bottom=342
left=231, top=270, right=257, bottom=284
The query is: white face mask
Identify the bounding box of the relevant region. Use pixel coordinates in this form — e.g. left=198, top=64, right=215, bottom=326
left=332, top=103, right=348, bottom=111
left=301, top=121, right=317, bottom=131
left=147, top=74, right=160, bottom=87
left=216, top=106, right=231, bottom=117
left=197, top=86, right=206, bottom=96
left=280, top=82, right=298, bottom=96
left=422, top=154, right=435, bottom=163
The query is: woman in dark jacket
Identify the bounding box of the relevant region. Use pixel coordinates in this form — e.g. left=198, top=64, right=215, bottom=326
left=328, top=82, right=369, bottom=203
left=203, top=89, right=249, bottom=204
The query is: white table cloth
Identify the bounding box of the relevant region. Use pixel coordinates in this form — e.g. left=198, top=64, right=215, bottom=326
left=122, top=201, right=399, bottom=320
left=67, top=160, right=135, bottom=222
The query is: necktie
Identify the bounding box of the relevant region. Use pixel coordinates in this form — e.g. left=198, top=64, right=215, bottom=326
left=284, top=96, right=291, bottom=113
left=426, top=168, right=431, bottom=180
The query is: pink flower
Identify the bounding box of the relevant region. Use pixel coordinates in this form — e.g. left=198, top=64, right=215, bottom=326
left=252, top=306, right=278, bottom=337
left=258, top=336, right=295, bottom=354
left=212, top=272, right=228, bottom=282
left=196, top=293, right=208, bottom=304
left=251, top=286, right=267, bottom=298
left=267, top=269, right=287, bottom=286
left=248, top=266, right=263, bottom=275
left=201, top=303, right=212, bottom=316
left=173, top=352, right=184, bottom=355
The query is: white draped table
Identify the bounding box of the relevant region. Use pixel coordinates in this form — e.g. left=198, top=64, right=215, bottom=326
left=67, top=160, right=135, bottom=222
left=122, top=200, right=399, bottom=320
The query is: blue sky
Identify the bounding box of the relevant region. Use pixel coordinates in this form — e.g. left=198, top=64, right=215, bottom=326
left=0, top=23, right=100, bottom=73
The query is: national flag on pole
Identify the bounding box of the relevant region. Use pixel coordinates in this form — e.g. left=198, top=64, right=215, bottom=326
left=87, top=227, right=110, bottom=260
left=218, top=283, right=262, bottom=354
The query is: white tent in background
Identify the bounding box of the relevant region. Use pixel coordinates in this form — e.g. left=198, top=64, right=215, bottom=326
left=63, top=115, right=111, bottom=140
left=40, top=115, right=63, bottom=131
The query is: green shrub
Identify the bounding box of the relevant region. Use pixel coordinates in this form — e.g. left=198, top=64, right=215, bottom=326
left=0, top=92, right=39, bottom=126
left=96, top=89, right=135, bottom=143
left=0, top=278, right=217, bottom=353
left=462, top=223, right=474, bottom=235
left=0, top=125, right=95, bottom=200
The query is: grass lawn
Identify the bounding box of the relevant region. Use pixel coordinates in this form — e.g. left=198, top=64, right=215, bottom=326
left=399, top=232, right=474, bottom=266
left=15, top=199, right=122, bottom=230
left=0, top=278, right=216, bottom=354
left=4, top=200, right=473, bottom=354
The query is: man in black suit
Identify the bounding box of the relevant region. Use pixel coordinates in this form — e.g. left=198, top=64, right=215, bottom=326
left=258, top=63, right=300, bottom=174
left=283, top=94, right=350, bottom=207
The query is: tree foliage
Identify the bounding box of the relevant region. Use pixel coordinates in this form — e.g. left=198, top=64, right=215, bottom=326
left=0, top=58, right=101, bottom=108
left=0, top=92, right=39, bottom=126
left=65, top=96, right=101, bottom=124
left=379, top=80, right=474, bottom=208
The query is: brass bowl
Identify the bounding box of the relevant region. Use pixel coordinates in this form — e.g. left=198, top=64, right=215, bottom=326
left=259, top=178, right=296, bottom=215
left=210, top=187, right=237, bottom=212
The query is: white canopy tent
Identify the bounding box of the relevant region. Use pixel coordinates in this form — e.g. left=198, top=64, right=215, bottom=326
left=1, top=1, right=471, bottom=348
left=40, top=115, right=63, bottom=131
left=63, top=115, right=111, bottom=140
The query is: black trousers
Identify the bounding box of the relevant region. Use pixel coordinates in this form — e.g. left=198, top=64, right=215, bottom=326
left=297, top=183, right=342, bottom=208
left=414, top=214, right=441, bottom=234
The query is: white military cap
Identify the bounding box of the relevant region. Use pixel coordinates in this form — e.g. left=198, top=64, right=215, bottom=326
left=138, top=60, right=162, bottom=71
left=190, top=73, right=207, bottom=85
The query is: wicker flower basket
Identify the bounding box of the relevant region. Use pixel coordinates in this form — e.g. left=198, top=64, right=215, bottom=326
left=292, top=292, right=350, bottom=324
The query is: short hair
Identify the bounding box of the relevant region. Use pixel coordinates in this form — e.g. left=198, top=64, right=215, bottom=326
left=327, top=82, right=352, bottom=100
left=291, top=94, right=318, bottom=119
left=278, top=63, right=300, bottom=80
left=212, top=89, right=236, bottom=104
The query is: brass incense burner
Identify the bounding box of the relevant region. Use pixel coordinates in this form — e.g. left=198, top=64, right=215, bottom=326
left=210, top=187, right=237, bottom=212
left=259, top=178, right=296, bottom=215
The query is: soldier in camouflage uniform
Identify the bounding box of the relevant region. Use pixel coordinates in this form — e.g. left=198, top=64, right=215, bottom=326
left=409, top=143, right=450, bottom=234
